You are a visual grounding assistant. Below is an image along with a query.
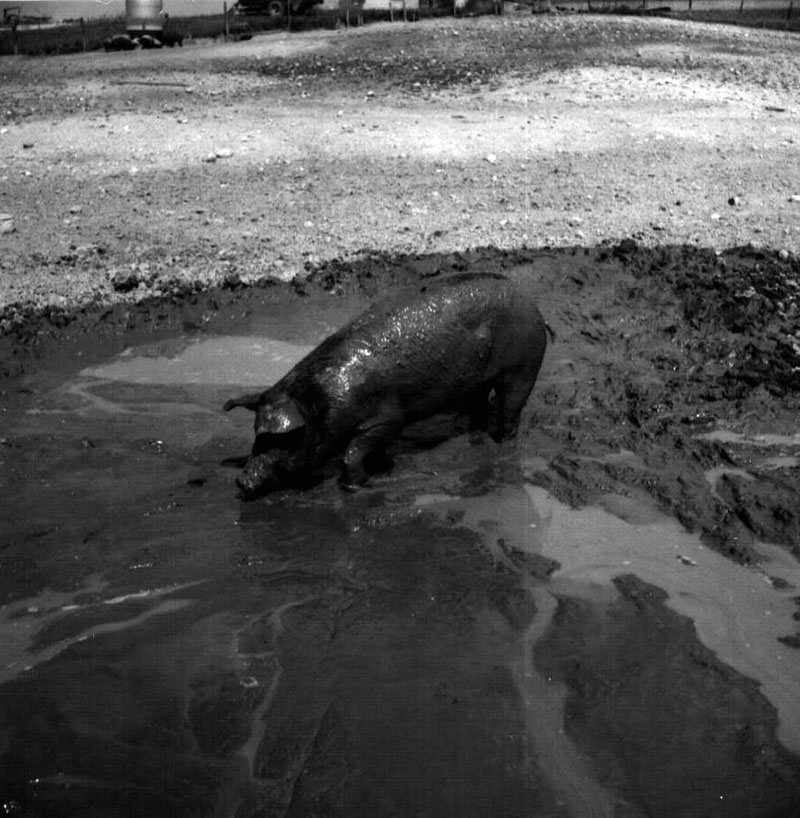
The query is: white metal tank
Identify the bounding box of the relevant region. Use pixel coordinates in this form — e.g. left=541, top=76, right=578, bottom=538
left=126, top=0, right=164, bottom=33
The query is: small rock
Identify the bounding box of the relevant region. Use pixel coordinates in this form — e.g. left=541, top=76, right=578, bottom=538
left=215, top=147, right=233, bottom=159
left=710, top=212, right=721, bottom=221
left=69, top=205, right=83, bottom=214
left=202, top=154, right=217, bottom=163
left=0, top=213, right=15, bottom=234
left=485, top=153, right=498, bottom=164
left=789, top=194, right=800, bottom=203
left=727, top=196, right=739, bottom=206
left=778, top=249, right=790, bottom=261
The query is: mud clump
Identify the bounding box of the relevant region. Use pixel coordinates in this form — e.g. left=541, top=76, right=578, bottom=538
left=716, top=471, right=800, bottom=558
left=632, top=245, right=800, bottom=398
left=514, top=242, right=800, bottom=565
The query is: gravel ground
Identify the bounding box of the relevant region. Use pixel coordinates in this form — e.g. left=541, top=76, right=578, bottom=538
left=0, top=11, right=799, bottom=328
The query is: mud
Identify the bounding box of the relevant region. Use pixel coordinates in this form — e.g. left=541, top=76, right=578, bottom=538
left=1, top=242, right=800, bottom=817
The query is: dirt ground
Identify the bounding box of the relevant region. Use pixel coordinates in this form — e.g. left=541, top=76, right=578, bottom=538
left=0, top=11, right=799, bottom=322
left=1, top=10, right=800, bottom=818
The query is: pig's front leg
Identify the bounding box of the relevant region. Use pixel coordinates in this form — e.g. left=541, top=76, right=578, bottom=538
left=340, top=404, right=404, bottom=489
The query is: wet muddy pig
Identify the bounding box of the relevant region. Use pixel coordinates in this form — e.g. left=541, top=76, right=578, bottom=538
left=224, top=272, right=547, bottom=498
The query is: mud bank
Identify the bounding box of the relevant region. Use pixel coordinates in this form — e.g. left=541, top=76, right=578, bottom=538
left=1, top=243, right=800, bottom=816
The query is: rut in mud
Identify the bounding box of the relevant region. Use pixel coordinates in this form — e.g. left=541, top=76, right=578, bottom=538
left=1, top=242, right=800, bottom=817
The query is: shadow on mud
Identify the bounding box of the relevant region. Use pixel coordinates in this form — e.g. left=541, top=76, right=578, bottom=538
left=1, top=242, right=799, bottom=817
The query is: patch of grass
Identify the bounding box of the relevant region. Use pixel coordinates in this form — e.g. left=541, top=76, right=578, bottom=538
left=0, top=16, right=124, bottom=56
left=1, top=3, right=473, bottom=57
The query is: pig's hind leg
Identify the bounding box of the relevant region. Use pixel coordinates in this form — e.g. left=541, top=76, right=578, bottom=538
left=491, top=367, right=540, bottom=442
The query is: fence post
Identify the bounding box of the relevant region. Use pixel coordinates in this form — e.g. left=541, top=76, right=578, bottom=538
left=688, top=0, right=692, bottom=19
left=81, top=17, right=87, bottom=51
left=788, top=0, right=794, bottom=22
left=223, top=2, right=229, bottom=40
left=738, top=0, right=744, bottom=15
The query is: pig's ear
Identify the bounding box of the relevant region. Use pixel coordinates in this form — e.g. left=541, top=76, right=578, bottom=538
left=223, top=392, right=262, bottom=412
left=255, top=395, right=306, bottom=436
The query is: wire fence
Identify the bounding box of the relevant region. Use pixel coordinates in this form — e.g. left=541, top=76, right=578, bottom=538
left=546, top=0, right=799, bottom=27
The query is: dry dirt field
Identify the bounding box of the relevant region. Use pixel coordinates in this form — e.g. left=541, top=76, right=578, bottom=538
left=0, top=10, right=798, bottom=320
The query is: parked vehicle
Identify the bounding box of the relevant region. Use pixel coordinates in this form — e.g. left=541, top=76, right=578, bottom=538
left=235, top=0, right=324, bottom=17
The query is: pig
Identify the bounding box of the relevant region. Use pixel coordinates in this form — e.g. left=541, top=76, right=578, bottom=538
left=224, top=272, right=547, bottom=498
left=103, top=34, right=136, bottom=51
left=138, top=34, right=163, bottom=49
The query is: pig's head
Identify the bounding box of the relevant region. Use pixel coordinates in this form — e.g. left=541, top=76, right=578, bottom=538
left=236, top=448, right=296, bottom=499
left=224, top=390, right=312, bottom=499
left=236, top=424, right=315, bottom=498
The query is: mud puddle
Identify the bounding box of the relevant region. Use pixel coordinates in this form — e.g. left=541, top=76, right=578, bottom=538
left=415, top=480, right=800, bottom=814
left=1, top=244, right=800, bottom=817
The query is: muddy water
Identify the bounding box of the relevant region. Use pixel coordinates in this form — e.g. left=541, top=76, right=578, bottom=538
left=2, top=279, right=800, bottom=816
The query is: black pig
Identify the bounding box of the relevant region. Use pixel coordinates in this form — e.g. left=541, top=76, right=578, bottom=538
left=224, top=273, right=547, bottom=498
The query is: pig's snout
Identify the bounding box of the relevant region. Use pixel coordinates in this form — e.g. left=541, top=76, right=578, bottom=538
left=235, top=472, right=260, bottom=500
left=234, top=452, right=283, bottom=500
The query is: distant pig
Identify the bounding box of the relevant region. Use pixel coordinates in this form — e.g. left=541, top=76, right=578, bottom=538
left=103, top=34, right=136, bottom=51
left=138, top=34, right=163, bottom=49
left=224, top=272, right=547, bottom=498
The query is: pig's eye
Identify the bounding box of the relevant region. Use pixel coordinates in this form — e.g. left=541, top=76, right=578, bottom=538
left=252, top=427, right=306, bottom=455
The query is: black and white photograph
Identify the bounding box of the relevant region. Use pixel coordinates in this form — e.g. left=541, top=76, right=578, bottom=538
left=1, top=0, right=799, bottom=814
